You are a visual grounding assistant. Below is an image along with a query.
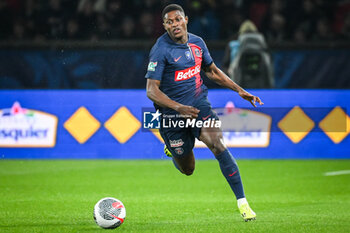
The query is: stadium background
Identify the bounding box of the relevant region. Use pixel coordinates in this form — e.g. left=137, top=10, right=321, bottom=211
left=0, top=1, right=350, bottom=232
left=1, top=0, right=349, bottom=158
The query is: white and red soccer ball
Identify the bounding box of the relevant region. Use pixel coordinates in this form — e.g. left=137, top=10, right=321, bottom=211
left=93, top=197, right=126, bottom=229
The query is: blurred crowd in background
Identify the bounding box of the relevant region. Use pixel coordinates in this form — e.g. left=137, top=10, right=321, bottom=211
left=1, top=0, right=350, bottom=43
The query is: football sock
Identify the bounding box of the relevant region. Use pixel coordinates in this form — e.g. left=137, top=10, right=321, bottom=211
left=216, top=149, right=245, bottom=199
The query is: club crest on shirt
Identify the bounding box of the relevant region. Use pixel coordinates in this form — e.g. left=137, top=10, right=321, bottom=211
left=195, top=48, right=202, bottom=57
left=185, top=51, right=191, bottom=60
left=147, top=61, right=157, bottom=71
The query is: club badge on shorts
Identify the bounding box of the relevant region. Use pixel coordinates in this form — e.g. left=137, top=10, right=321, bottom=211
left=175, top=147, right=184, bottom=155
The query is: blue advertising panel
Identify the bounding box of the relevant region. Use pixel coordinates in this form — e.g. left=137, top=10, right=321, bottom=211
left=0, top=90, right=349, bottom=159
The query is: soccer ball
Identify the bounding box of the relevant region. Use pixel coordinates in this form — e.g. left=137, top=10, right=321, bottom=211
left=93, top=197, right=126, bottom=229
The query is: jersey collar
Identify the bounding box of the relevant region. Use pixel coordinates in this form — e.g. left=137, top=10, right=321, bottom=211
left=165, top=33, right=191, bottom=46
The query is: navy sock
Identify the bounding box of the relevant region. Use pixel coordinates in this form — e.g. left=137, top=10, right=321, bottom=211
left=216, top=149, right=245, bottom=199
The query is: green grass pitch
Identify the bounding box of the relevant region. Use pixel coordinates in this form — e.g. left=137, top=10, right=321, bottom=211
left=0, top=159, right=350, bottom=233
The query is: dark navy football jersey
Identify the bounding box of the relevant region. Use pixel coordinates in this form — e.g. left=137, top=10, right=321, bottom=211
left=145, top=33, right=213, bottom=113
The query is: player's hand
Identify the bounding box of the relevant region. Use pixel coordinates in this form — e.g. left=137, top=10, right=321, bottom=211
left=176, top=105, right=200, bottom=119
left=238, top=90, right=264, bottom=107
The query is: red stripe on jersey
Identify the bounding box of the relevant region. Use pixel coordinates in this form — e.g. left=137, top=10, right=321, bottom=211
left=188, top=43, right=203, bottom=95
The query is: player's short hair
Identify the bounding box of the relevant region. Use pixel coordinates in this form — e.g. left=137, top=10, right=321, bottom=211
left=162, top=4, right=185, bottom=19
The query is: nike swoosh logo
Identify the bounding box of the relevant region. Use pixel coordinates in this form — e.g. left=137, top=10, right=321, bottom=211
left=202, top=114, right=211, bottom=121
left=229, top=170, right=238, bottom=177
left=174, top=56, right=182, bottom=62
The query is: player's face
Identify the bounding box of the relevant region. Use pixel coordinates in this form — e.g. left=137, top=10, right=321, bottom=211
left=163, top=10, right=188, bottom=43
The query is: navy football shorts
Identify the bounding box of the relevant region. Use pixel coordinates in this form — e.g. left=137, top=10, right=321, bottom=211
left=159, top=97, right=219, bottom=157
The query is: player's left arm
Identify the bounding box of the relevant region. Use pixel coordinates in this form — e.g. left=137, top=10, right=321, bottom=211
left=203, top=62, right=264, bottom=107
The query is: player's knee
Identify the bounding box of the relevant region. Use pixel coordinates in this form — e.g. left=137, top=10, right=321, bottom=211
left=182, top=166, right=194, bottom=176
left=209, top=138, right=226, bottom=155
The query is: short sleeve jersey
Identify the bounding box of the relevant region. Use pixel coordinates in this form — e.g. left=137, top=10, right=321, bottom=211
left=145, top=33, right=213, bottom=113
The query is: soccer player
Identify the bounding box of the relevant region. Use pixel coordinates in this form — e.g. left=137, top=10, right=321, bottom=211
left=145, top=4, right=263, bottom=221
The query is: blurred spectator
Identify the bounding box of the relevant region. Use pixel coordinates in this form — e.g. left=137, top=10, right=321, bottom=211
left=65, top=18, right=82, bottom=40
left=187, top=0, right=220, bottom=40
left=0, top=0, right=348, bottom=42
left=20, top=0, right=48, bottom=41
left=45, top=0, right=66, bottom=39
left=333, top=0, right=350, bottom=35
left=293, top=25, right=307, bottom=43
left=292, top=0, right=318, bottom=40
left=260, top=0, right=287, bottom=43
left=223, top=20, right=274, bottom=88
left=217, top=1, right=244, bottom=39
left=105, top=0, right=122, bottom=27
left=340, top=12, right=350, bottom=40
left=10, top=19, right=27, bottom=41
left=270, top=0, right=284, bottom=14
left=265, top=13, right=286, bottom=43
left=120, top=16, right=136, bottom=39
left=313, top=17, right=335, bottom=41
left=137, top=11, right=155, bottom=39
left=138, top=0, right=160, bottom=14
left=0, top=0, right=12, bottom=39
left=247, top=0, right=269, bottom=29
left=77, top=0, right=98, bottom=39
left=19, top=0, right=36, bottom=38
left=78, top=0, right=106, bottom=13
left=92, top=13, right=112, bottom=40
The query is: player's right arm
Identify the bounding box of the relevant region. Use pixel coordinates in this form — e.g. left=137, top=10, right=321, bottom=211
left=146, top=79, right=199, bottom=118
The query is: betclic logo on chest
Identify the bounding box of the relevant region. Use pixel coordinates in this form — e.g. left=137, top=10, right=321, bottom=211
left=174, top=65, right=201, bottom=81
